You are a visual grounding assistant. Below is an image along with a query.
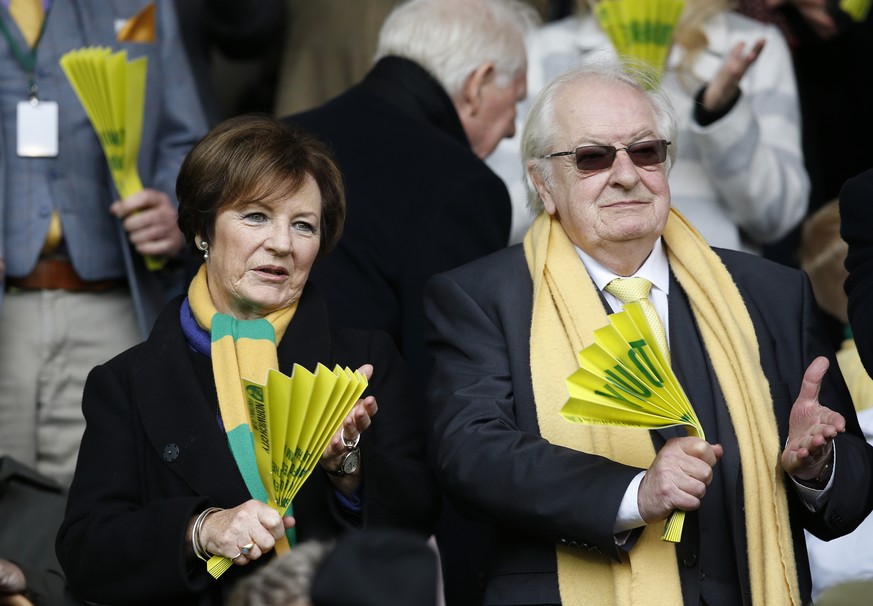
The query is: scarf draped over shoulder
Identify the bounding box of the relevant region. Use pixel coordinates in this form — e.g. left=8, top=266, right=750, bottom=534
left=523, top=209, right=799, bottom=605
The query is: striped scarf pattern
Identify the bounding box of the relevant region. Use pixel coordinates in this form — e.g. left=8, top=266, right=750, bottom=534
left=187, top=265, right=298, bottom=544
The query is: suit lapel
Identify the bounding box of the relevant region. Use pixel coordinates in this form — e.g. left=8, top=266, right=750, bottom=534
left=134, top=299, right=251, bottom=505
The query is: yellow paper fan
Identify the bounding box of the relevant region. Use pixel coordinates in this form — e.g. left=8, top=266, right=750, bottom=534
left=595, top=0, right=685, bottom=86
left=206, top=364, right=367, bottom=578
left=561, top=301, right=702, bottom=542
left=840, top=0, right=871, bottom=21
left=60, top=47, right=163, bottom=270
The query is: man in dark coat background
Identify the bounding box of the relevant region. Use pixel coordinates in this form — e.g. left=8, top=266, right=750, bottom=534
left=284, top=0, right=536, bottom=403
left=283, top=2, right=539, bottom=604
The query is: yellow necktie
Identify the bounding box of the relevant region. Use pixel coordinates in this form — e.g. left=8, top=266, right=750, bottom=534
left=9, top=0, right=44, bottom=47
left=39, top=210, right=62, bottom=257
left=605, top=277, right=670, bottom=362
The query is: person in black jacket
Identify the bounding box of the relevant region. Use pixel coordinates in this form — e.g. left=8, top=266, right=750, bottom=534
left=284, top=0, right=538, bottom=403
left=56, top=115, right=436, bottom=606
left=841, top=168, right=873, bottom=375
left=0, top=456, right=84, bottom=606
left=284, top=4, right=538, bottom=603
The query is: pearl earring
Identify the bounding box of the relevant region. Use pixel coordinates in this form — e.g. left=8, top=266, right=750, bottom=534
left=198, top=240, right=209, bottom=260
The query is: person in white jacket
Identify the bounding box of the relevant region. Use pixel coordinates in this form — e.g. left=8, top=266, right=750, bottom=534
left=489, top=0, right=809, bottom=253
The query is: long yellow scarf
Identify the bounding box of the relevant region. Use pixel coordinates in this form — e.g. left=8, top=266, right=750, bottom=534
left=524, top=209, right=799, bottom=605
left=188, top=265, right=298, bottom=545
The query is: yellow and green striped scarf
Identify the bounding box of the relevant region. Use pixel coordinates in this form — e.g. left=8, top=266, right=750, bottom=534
left=187, top=265, right=298, bottom=542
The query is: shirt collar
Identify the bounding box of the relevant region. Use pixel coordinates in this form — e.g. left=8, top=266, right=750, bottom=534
left=575, top=238, right=670, bottom=296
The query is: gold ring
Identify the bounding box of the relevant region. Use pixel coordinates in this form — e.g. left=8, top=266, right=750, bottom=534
left=240, top=542, right=255, bottom=556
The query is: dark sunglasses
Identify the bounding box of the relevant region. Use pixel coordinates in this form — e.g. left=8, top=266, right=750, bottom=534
left=543, top=139, right=671, bottom=171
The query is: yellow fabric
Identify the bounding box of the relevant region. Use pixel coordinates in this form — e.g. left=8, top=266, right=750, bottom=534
left=523, top=208, right=800, bottom=605
left=836, top=338, right=873, bottom=412
left=187, top=264, right=296, bottom=430
left=39, top=210, right=62, bottom=257
left=187, top=264, right=297, bottom=553
left=115, top=1, right=155, bottom=43
left=605, top=277, right=670, bottom=362
left=9, top=0, right=43, bottom=47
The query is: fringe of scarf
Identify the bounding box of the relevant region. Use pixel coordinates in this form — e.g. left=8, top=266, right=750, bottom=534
left=187, top=265, right=298, bottom=547
left=524, top=209, right=799, bottom=605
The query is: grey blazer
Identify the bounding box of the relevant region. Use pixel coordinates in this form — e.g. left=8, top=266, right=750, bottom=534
left=0, top=0, right=208, bottom=336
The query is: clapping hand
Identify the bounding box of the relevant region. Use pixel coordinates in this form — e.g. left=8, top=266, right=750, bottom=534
left=781, top=356, right=845, bottom=482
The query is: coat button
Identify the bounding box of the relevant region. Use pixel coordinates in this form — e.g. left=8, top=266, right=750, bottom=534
left=682, top=552, right=698, bottom=567
left=162, top=443, right=180, bottom=462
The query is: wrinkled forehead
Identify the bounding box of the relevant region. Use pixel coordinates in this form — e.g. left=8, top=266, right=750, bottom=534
left=554, top=77, right=659, bottom=146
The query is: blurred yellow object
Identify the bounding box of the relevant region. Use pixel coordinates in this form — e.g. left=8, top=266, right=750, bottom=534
left=115, top=1, right=156, bottom=43
left=840, top=0, right=871, bottom=22
left=59, top=47, right=164, bottom=270
left=206, top=364, right=368, bottom=579
left=39, top=210, right=62, bottom=256
left=561, top=301, right=701, bottom=542
left=595, top=0, right=685, bottom=86
left=9, top=0, right=44, bottom=47
left=837, top=338, right=873, bottom=413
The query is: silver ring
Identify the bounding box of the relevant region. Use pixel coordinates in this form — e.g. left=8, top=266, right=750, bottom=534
left=240, top=542, right=255, bottom=556
left=341, top=432, right=360, bottom=449
left=230, top=550, right=243, bottom=560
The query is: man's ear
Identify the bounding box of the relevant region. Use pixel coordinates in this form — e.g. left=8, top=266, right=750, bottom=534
left=457, top=62, right=495, bottom=118
left=528, top=163, right=557, bottom=215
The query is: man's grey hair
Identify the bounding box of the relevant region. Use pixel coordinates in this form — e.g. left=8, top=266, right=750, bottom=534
left=522, top=54, right=679, bottom=213
left=374, top=0, right=539, bottom=99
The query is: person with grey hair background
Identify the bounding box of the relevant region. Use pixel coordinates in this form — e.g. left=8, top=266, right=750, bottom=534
left=284, top=0, right=538, bottom=399
left=425, top=56, right=873, bottom=605
left=283, top=4, right=539, bottom=602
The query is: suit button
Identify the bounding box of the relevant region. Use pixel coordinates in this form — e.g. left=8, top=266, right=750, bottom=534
left=682, top=553, right=698, bottom=567
left=162, top=443, right=180, bottom=462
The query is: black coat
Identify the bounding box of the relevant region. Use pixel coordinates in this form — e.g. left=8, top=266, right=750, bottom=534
left=285, top=56, right=512, bottom=401
left=56, top=284, right=437, bottom=606
left=425, top=244, right=873, bottom=605
left=841, top=168, right=873, bottom=378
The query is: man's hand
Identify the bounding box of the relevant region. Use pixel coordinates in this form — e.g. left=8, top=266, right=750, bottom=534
left=781, top=356, right=845, bottom=480
left=110, top=188, right=185, bottom=259
left=638, top=436, right=723, bottom=523
left=0, top=560, right=26, bottom=595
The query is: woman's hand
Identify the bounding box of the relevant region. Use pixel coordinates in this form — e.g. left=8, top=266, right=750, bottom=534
left=189, top=500, right=295, bottom=567
left=320, top=364, right=379, bottom=496
left=701, top=38, right=766, bottom=114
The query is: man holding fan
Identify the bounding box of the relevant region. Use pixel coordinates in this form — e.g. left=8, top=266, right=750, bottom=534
left=425, top=57, right=873, bottom=606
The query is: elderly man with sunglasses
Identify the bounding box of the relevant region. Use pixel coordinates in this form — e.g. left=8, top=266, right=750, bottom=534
left=424, top=57, right=873, bottom=606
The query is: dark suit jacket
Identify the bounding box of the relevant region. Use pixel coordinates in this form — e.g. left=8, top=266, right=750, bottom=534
left=424, top=244, right=873, bottom=606
left=56, top=284, right=437, bottom=606
left=841, top=168, right=873, bottom=377
left=284, top=56, right=511, bottom=401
